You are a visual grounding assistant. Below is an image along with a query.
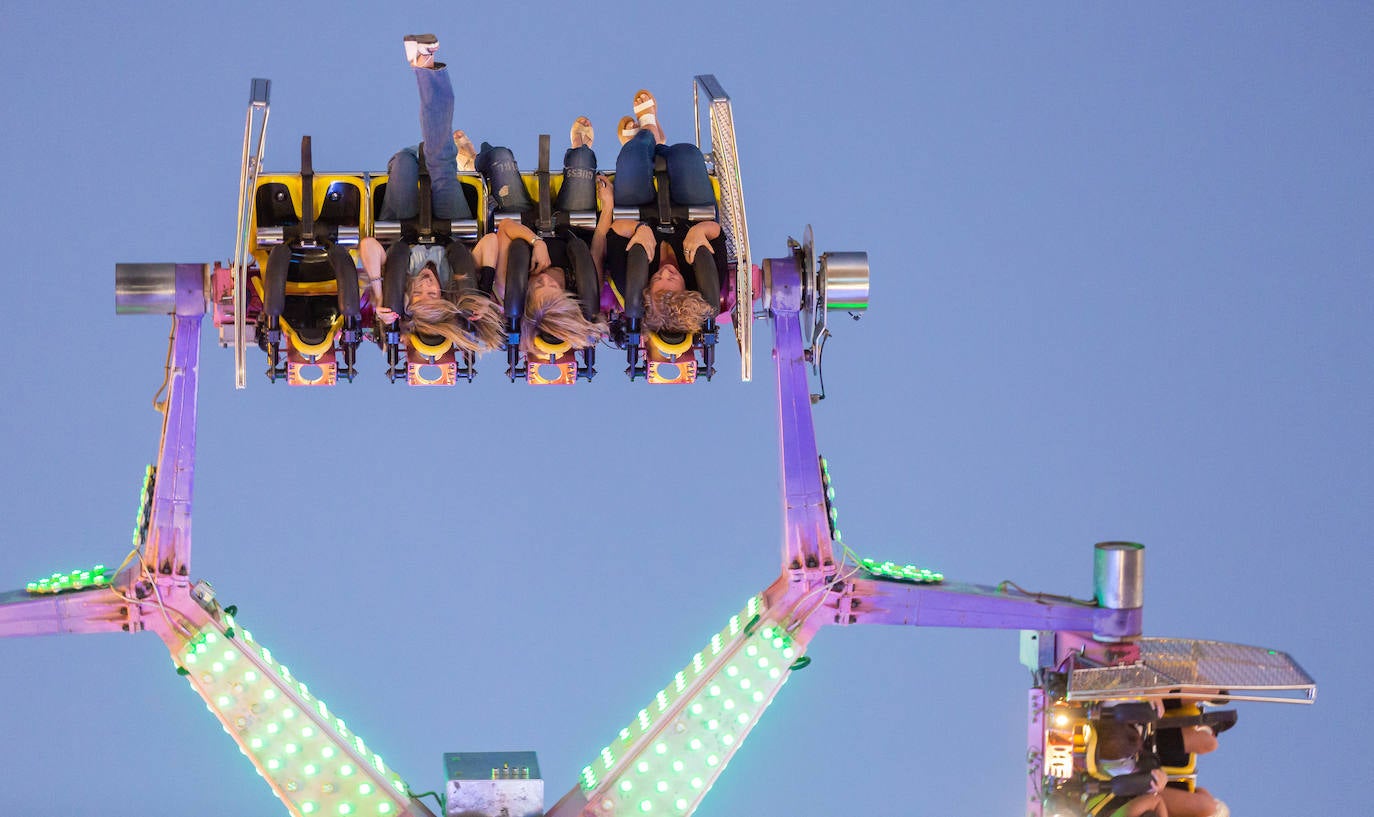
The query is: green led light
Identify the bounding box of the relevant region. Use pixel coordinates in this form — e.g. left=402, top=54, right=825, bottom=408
left=304, top=764, right=319, bottom=776
left=859, top=557, right=944, bottom=584
left=636, top=761, right=649, bottom=774
left=378, top=805, right=393, bottom=815
left=301, top=802, right=317, bottom=814
left=321, top=746, right=336, bottom=759
left=338, top=804, right=354, bottom=816
left=655, top=781, right=668, bottom=793
left=675, top=798, right=688, bottom=811
left=688, top=738, right=702, bottom=751
left=358, top=783, right=373, bottom=796
left=690, top=777, right=703, bottom=790
left=285, top=743, right=299, bottom=754
left=639, top=800, right=653, bottom=812
left=267, top=758, right=281, bottom=771
left=620, top=781, right=633, bottom=793
left=25, top=564, right=116, bottom=596
left=671, top=761, right=684, bottom=772
left=339, top=764, right=354, bottom=777
left=654, top=743, right=667, bottom=755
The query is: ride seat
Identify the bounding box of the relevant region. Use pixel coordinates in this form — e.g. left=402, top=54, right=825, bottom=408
left=370, top=172, right=484, bottom=241
left=251, top=142, right=366, bottom=384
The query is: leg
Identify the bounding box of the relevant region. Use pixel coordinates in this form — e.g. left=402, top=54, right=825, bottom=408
left=662, top=142, right=716, bottom=207
left=613, top=129, right=658, bottom=206
left=444, top=240, right=477, bottom=296
left=476, top=143, right=534, bottom=213
left=414, top=65, right=471, bottom=221
left=379, top=148, right=420, bottom=221
left=555, top=145, right=597, bottom=212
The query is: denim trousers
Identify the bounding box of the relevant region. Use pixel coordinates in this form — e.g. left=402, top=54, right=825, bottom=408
left=612, top=130, right=714, bottom=207
left=378, top=66, right=472, bottom=222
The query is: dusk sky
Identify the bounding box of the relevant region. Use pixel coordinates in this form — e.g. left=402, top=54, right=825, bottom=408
left=1, top=3, right=1369, bottom=815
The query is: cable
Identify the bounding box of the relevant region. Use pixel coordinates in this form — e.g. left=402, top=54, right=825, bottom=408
left=151, top=314, right=175, bottom=414
left=997, top=580, right=1096, bottom=607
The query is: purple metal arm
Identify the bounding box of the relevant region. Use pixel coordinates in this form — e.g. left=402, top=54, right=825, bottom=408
left=826, top=576, right=1142, bottom=639
left=768, top=256, right=835, bottom=587
left=132, top=264, right=203, bottom=589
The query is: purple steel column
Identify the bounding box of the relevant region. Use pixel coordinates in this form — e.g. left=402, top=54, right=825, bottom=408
left=829, top=576, right=1099, bottom=631
left=767, top=256, right=835, bottom=585
left=142, top=263, right=203, bottom=584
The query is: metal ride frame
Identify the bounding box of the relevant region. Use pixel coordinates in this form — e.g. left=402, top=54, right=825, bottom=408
left=0, top=78, right=1315, bottom=817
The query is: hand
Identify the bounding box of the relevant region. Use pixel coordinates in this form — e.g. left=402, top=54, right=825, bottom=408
left=1148, top=768, right=1167, bottom=793
left=683, top=231, right=712, bottom=264
left=596, top=174, right=614, bottom=212
left=376, top=306, right=399, bottom=325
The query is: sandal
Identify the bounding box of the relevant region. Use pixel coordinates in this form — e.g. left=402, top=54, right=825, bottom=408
left=403, top=34, right=439, bottom=67
left=632, top=89, right=658, bottom=128
left=570, top=116, right=595, bottom=149
left=618, top=115, right=640, bottom=145
left=453, top=130, right=476, bottom=171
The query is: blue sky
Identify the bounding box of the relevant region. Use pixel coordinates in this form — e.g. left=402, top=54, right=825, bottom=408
left=1, top=3, right=1370, bottom=815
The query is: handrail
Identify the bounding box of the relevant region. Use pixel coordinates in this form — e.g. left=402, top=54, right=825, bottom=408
left=230, top=78, right=271, bottom=389
left=694, top=74, right=753, bottom=382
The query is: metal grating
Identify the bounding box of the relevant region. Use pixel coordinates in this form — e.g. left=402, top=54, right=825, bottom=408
left=1067, top=637, right=1316, bottom=704
left=696, top=76, right=752, bottom=383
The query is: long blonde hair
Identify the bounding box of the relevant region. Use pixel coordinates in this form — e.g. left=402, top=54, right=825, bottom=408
left=405, top=271, right=504, bottom=353
left=520, top=278, right=606, bottom=356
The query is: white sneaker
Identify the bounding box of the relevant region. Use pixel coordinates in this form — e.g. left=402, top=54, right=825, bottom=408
left=403, top=34, right=439, bottom=65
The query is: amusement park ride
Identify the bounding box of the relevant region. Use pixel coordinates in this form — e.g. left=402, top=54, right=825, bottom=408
left=0, top=75, right=1315, bottom=817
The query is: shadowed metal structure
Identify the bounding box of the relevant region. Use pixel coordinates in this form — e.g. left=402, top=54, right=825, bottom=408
left=0, top=75, right=1314, bottom=817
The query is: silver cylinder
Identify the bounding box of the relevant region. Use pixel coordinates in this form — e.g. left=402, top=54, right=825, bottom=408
left=115, top=263, right=178, bottom=315
left=1094, top=541, right=1145, bottom=610
left=820, top=251, right=870, bottom=311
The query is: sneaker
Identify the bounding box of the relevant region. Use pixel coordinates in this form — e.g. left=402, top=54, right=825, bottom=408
left=403, top=33, right=439, bottom=65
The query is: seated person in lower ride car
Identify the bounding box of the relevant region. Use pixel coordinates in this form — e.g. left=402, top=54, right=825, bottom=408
left=474, top=123, right=607, bottom=357
left=601, top=89, right=726, bottom=352
left=357, top=33, right=501, bottom=353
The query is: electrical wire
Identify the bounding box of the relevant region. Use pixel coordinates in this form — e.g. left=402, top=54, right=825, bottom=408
left=151, top=314, right=175, bottom=414
left=997, top=579, right=1096, bottom=607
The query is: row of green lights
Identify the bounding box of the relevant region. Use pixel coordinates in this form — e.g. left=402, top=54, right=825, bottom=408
left=819, top=457, right=843, bottom=544
left=858, top=558, right=944, bottom=584
left=580, top=596, right=764, bottom=790
left=26, top=565, right=113, bottom=595
left=582, top=616, right=803, bottom=816
left=131, top=464, right=156, bottom=548
left=176, top=619, right=410, bottom=817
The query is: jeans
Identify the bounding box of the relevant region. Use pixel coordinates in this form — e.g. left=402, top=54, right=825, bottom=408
left=476, top=144, right=598, bottom=214
left=556, top=145, right=597, bottom=211
left=379, top=66, right=472, bottom=222
left=613, top=130, right=715, bottom=207
left=475, top=143, right=533, bottom=213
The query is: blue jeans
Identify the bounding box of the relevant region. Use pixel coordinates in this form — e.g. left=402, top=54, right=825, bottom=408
left=476, top=144, right=598, bottom=213
left=613, top=130, right=715, bottom=207
left=379, top=66, right=472, bottom=222
left=556, top=145, right=597, bottom=211
left=475, top=143, right=533, bottom=213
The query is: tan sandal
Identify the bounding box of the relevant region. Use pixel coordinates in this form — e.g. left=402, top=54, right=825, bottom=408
left=632, top=89, right=658, bottom=126
left=617, top=115, right=640, bottom=145
left=570, top=116, right=594, bottom=149
left=453, top=129, right=476, bottom=171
